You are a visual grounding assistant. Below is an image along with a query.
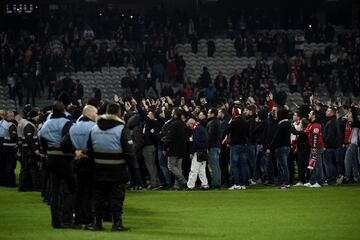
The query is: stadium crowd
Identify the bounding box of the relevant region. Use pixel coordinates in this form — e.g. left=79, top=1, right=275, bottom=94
left=1, top=5, right=360, bottom=107
left=0, top=4, right=359, bottom=231
left=0, top=91, right=359, bottom=229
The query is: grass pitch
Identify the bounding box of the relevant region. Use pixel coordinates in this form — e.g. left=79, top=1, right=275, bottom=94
left=0, top=183, right=359, bottom=240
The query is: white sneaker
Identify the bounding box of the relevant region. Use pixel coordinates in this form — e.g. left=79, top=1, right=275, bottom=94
left=294, top=182, right=304, bottom=187
left=240, top=186, right=247, bottom=190
left=310, top=183, right=322, bottom=188
left=249, top=179, right=257, bottom=185
left=336, top=175, right=344, bottom=185
left=304, top=182, right=312, bottom=187
left=228, top=185, right=241, bottom=190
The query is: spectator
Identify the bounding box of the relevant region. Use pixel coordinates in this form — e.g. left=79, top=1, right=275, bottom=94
left=206, top=108, right=222, bottom=188
left=270, top=108, right=291, bottom=189
left=207, top=39, right=216, bottom=57
left=323, top=107, right=342, bottom=184
left=75, top=79, right=84, bottom=100
left=223, top=108, right=250, bottom=190
left=214, top=71, right=228, bottom=95
left=164, top=108, right=189, bottom=189
left=141, top=109, right=162, bottom=190
left=287, top=66, right=298, bottom=93
left=186, top=118, right=209, bottom=190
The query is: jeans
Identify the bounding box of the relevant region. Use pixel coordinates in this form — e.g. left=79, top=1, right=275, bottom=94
left=344, top=144, right=359, bottom=179
left=275, top=146, right=290, bottom=186
left=230, top=145, right=249, bottom=186
left=297, top=150, right=310, bottom=184
left=309, top=149, right=324, bottom=184
left=256, top=146, right=274, bottom=183
left=248, top=144, right=256, bottom=180
left=220, top=144, right=230, bottom=186
left=323, top=148, right=343, bottom=182
left=207, top=147, right=221, bottom=187
left=336, top=147, right=346, bottom=176
left=158, top=150, right=172, bottom=185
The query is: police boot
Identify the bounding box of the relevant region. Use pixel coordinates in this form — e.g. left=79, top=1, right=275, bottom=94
left=111, top=214, right=130, bottom=232
left=85, top=216, right=103, bottom=231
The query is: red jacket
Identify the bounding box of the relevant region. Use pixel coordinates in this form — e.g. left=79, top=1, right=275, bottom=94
left=344, top=120, right=352, bottom=144
left=305, top=122, right=323, bottom=161
left=305, top=122, right=324, bottom=149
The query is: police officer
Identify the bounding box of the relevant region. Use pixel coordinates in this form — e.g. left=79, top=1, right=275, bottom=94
left=0, top=110, right=18, bottom=187
left=0, top=110, right=7, bottom=186
left=15, top=110, right=41, bottom=191
left=38, top=101, right=74, bottom=228
left=87, top=103, right=137, bottom=231
left=66, top=105, right=98, bottom=226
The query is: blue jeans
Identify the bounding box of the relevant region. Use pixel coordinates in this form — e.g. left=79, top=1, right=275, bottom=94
left=208, top=147, right=221, bottom=187
left=336, top=147, right=345, bottom=176
left=344, top=144, right=359, bottom=179
left=310, top=149, right=324, bottom=184
left=230, top=145, right=249, bottom=186
left=248, top=144, right=256, bottom=180
left=323, top=148, right=343, bottom=182
left=256, top=146, right=274, bottom=183
left=275, top=146, right=290, bottom=186
left=158, top=150, right=172, bottom=185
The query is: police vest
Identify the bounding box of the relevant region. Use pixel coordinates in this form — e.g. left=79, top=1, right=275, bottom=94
left=0, top=119, right=8, bottom=139
left=69, top=120, right=96, bottom=151
left=91, top=124, right=125, bottom=165
left=0, top=120, right=17, bottom=147
left=39, top=117, right=70, bottom=153
left=17, top=119, right=38, bottom=149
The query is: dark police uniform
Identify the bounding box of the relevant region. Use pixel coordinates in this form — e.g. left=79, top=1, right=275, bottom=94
left=68, top=116, right=96, bottom=225
left=17, top=118, right=41, bottom=191
left=38, top=113, right=74, bottom=228
left=88, top=114, right=137, bottom=231
left=0, top=118, right=6, bottom=185
left=0, top=119, right=18, bottom=187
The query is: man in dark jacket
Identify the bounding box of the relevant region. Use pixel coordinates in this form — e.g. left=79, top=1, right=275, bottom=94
left=87, top=103, right=137, bottom=231
left=141, top=109, right=162, bottom=189
left=164, top=108, right=189, bottom=189
left=125, top=109, right=144, bottom=189
left=263, top=106, right=278, bottom=185
left=245, top=104, right=257, bottom=184
left=270, top=108, right=291, bottom=189
left=187, top=118, right=209, bottom=189
left=252, top=109, right=270, bottom=184
left=223, top=108, right=249, bottom=190
left=323, top=107, right=342, bottom=184
left=218, top=108, right=231, bottom=186
left=206, top=108, right=221, bottom=188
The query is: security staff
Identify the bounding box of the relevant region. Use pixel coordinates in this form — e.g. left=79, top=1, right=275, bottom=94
left=15, top=110, right=41, bottom=191
left=0, top=110, right=7, bottom=186
left=87, top=103, right=137, bottom=231
left=1, top=110, right=18, bottom=187
left=38, top=101, right=74, bottom=229
left=67, top=105, right=98, bottom=226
